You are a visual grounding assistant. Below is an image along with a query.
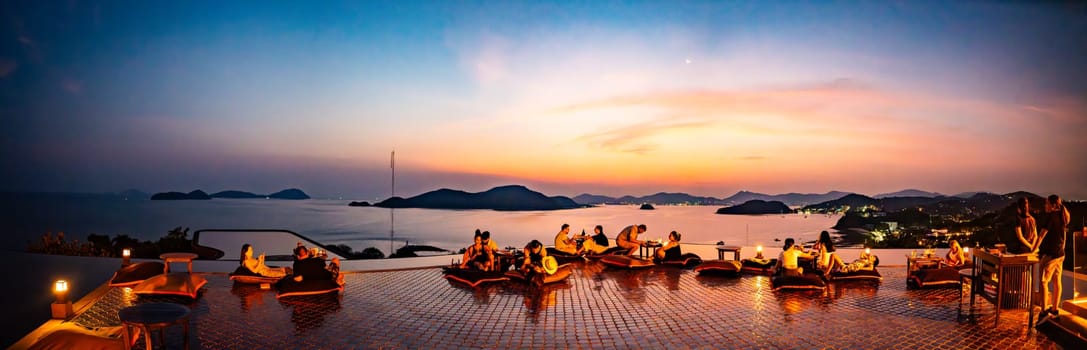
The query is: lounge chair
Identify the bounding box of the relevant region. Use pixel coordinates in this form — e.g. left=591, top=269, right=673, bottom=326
left=584, top=246, right=628, bottom=259
left=442, top=267, right=510, bottom=287
left=658, top=252, right=703, bottom=269
left=544, top=248, right=587, bottom=264
left=228, top=266, right=284, bottom=285
left=275, top=276, right=342, bottom=298
left=694, top=260, right=742, bottom=275
left=108, top=262, right=166, bottom=287
left=598, top=255, right=655, bottom=269
left=132, top=273, right=208, bottom=299
left=740, top=258, right=778, bottom=275
left=27, top=323, right=138, bottom=350
left=771, top=272, right=827, bottom=291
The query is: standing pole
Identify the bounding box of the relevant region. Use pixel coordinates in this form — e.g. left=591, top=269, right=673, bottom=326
left=389, top=150, right=395, bottom=258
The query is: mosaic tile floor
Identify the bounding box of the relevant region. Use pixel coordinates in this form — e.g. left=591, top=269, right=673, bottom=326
left=67, top=262, right=1058, bottom=349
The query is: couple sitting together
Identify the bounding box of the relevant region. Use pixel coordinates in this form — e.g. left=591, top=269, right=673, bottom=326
left=240, top=243, right=344, bottom=286
left=774, top=231, right=875, bottom=277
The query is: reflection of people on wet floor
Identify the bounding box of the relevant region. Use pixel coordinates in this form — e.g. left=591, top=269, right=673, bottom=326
left=615, top=224, right=647, bottom=256
left=774, top=238, right=813, bottom=277
left=293, top=245, right=344, bottom=286
left=553, top=224, right=585, bottom=255
left=813, top=231, right=845, bottom=276
left=460, top=230, right=494, bottom=271
left=520, top=240, right=548, bottom=277
left=284, top=295, right=341, bottom=334
left=653, top=231, right=682, bottom=261
left=240, top=244, right=288, bottom=278
left=230, top=284, right=265, bottom=312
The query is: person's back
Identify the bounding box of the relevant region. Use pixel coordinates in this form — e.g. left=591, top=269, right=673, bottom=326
left=293, top=257, right=332, bottom=281
left=592, top=232, right=609, bottom=247
left=1038, top=206, right=1069, bottom=258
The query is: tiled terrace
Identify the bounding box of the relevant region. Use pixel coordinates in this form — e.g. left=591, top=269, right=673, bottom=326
left=31, top=262, right=1061, bottom=349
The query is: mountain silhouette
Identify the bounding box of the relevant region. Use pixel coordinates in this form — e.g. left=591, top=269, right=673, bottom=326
left=375, top=185, right=578, bottom=210
left=716, top=200, right=792, bottom=215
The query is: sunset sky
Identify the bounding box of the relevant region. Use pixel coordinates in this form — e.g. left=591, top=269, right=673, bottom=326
left=2, top=1, right=1085, bottom=199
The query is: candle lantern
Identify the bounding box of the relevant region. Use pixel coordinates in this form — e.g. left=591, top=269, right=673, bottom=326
left=51, top=280, right=73, bottom=319
left=755, top=245, right=764, bottom=259
left=121, top=248, right=131, bottom=266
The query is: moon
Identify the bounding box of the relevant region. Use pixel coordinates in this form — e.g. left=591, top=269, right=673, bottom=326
left=685, top=58, right=691, bottom=64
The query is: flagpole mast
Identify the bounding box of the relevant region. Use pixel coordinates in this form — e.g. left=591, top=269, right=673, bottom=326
left=390, top=150, right=395, bottom=258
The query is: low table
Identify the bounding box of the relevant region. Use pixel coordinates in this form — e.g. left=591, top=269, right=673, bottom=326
left=717, top=246, right=741, bottom=261
left=119, top=302, right=191, bottom=350
left=639, top=242, right=662, bottom=259
left=160, top=252, right=198, bottom=274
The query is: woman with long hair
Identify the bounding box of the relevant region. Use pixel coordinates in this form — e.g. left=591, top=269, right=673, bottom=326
left=1014, top=197, right=1038, bottom=254
left=813, top=231, right=845, bottom=276
left=240, top=243, right=288, bottom=278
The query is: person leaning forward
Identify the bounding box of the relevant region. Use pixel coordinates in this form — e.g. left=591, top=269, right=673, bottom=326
left=616, top=224, right=647, bottom=256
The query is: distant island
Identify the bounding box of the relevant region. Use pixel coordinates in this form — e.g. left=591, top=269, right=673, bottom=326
left=715, top=200, right=791, bottom=215
left=639, top=203, right=655, bottom=210
left=348, top=201, right=371, bottom=207
left=150, top=190, right=211, bottom=200
left=371, top=185, right=579, bottom=211
left=151, top=188, right=310, bottom=200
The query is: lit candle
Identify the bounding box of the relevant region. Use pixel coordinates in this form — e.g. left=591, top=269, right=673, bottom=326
left=865, top=247, right=871, bottom=255
left=122, top=249, right=131, bottom=257
left=756, top=245, right=763, bottom=253
left=54, top=280, right=69, bottom=303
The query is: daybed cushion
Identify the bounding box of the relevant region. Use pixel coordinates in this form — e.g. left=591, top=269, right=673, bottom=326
left=908, top=267, right=959, bottom=288
left=506, top=265, right=573, bottom=285
left=108, top=262, right=166, bottom=287
left=694, top=260, right=742, bottom=275
left=599, top=255, right=655, bottom=269
left=545, top=248, right=586, bottom=264
left=830, top=268, right=883, bottom=282
left=659, top=253, right=703, bottom=268
left=443, top=268, right=510, bottom=287
left=276, top=278, right=342, bottom=298
left=132, top=273, right=207, bottom=299
left=229, top=266, right=283, bottom=284
left=771, top=273, right=827, bottom=291
left=28, top=323, right=133, bottom=350
left=741, top=258, right=777, bottom=275
left=585, top=246, right=628, bottom=259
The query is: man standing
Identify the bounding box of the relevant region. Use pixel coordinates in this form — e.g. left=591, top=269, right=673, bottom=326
left=1037, top=194, right=1070, bottom=317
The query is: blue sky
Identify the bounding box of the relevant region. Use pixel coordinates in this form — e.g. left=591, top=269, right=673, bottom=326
left=2, top=1, right=1085, bottom=199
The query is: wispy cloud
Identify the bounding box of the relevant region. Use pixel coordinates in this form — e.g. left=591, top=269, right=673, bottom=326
left=576, top=118, right=713, bottom=155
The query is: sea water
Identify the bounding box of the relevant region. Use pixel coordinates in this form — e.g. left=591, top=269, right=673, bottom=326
left=1, top=196, right=839, bottom=256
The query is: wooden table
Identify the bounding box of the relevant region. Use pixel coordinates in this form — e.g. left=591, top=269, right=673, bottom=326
left=967, top=249, right=1038, bottom=329
left=639, top=242, right=662, bottom=259
left=717, top=246, right=741, bottom=261
left=160, top=252, right=198, bottom=274
left=120, top=302, right=191, bottom=350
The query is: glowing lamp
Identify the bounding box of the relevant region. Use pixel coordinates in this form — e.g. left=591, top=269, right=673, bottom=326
left=865, top=247, right=871, bottom=255
left=121, top=248, right=131, bottom=266
left=51, top=280, right=73, bottom=319
left=755, top=245, right=764, bottom=259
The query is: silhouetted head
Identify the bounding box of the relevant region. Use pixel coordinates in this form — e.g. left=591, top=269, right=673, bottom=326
left=783, top=238, right=795, bottom=250
left=637, top=224, right=647, bottom=232
left=1047, top=194, right=1064, bottom=211
left=561, top=223, right=570, bottom=230
left=1017, top=197, right=1031, bottom=217
left=294, top=245, right=309, bottom=259
left=481, top=230, right=491, bottom=241
left=525, top=240, right=543, bottom=253
left=240, top=244, right=253, bottom=265
left=669, top=231, right=681, bottom=242
left=594, top=225, right=603, bottom=234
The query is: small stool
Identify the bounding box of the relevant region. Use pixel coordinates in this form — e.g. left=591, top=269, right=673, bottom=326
left=160, top=252, right=198, bottom=274
left=639, top=242, right=662, bottom=259
left=119, top=302, right=191, bottom=350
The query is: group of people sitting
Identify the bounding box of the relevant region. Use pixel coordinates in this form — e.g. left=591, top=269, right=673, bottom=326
left=773, top=231, right=878, bottom=277
left=457, top=223, right=684, bottom=273
left=239, top=242, right=344, bottom=286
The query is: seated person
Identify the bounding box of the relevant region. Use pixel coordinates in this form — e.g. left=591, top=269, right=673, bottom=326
left=291, top=245, right=343, bottom=286
left=840, top=249, right=878, bottom=273
left=591, top=225, right=609, bottom=248
left=653, top=231, right=683, bottom=261
left=460, top=230, right=494, bottom=271
left=773, top=238, right=813, bottom=277
left=615, top=224, right=647, bottom=256
left=480, top=230, right=499, bottom=253
left=240, top=243, right=288, bottom=278
left=944, top=239, right=967, bottom=268
left=813, top=231, right=846, bottom=276
left=520, top=240, right=549, bottom=277
left=553, top=224, right=584, bottom=255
